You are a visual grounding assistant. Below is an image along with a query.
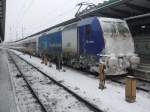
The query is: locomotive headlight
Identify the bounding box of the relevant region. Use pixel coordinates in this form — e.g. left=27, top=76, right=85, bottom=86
left=108, top=56, right=118, bottom=69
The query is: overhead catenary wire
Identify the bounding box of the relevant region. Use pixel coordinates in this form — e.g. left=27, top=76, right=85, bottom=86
left=22, top=5, right=78, bottom=37
left=14, top=0, right=97, bottom=40
left=15, top=0, right=30, bottom=23
left=16, top=0, right=35, bottom=34
left=16, top=0, right=74, bottom=39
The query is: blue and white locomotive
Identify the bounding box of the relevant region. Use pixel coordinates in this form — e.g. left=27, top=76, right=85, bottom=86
left=10, top=16, right=140, bottom=75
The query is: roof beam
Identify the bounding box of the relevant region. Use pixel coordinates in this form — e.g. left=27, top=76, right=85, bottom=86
left=110, top=8, right=132, bottom=16
left=125, top=12, right=150, bottom=20
left=97, top=11, right=124, bottom=18
left=125, top=3, right=150, bottom=13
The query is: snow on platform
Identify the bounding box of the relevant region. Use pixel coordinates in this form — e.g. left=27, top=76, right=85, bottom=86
left=11, top=50, right=150, bottom=112
left=0, top=48, right=19, bottom=112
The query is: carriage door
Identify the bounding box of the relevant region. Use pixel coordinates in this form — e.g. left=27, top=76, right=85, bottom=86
left=78, top=25, right=92, bottom=54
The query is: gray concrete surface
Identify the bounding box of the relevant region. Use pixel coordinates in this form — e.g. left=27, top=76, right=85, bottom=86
left=0, top=48, right=18, bottom=112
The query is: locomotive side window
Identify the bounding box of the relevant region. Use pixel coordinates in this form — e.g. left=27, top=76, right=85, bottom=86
left=85, top=25, right=91, bottom=36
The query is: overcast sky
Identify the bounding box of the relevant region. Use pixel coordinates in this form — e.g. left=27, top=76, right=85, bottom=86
left=5, top=0, right=107, bottom=42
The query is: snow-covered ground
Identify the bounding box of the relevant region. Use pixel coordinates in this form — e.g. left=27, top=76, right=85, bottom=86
left=10, top=53, right=94, bottom=112
left=7, top=54, right=42, bottom=112
left=10, top=49, right=150, bottom=112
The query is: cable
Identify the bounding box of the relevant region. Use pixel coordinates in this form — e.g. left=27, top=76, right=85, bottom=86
left=15, top=0, right=28, bottom=24
left=16, top=0, right=35, bottom=30
left=15, top=0, right=88, bottom=39
left=25, top=5, right=77, bottom=33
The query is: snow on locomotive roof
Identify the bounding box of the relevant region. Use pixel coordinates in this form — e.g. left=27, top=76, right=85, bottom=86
left=99, top=17, right=126, bottom=22
left=62, top=22, right=78, bottom=30
left=45, top=26, right=64, bottom=34
left=77, top=17, right=96, bottom=26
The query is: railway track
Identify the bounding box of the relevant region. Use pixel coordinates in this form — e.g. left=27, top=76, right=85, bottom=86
left=9, top=53, right=49, bottom=112
left=8, top=51, right=103, bottom=112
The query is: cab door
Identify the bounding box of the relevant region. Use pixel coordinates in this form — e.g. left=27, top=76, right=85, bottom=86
left=78, top=25, right=93, bottom=55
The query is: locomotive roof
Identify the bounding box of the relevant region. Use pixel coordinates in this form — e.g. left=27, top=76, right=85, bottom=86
left=45, top=26, right=64, bottom=34
left=100, top=17, right=126, bottom=22
left=11, top=16, right=127, bottom=45
left=77, top=17, right=97, bottom=26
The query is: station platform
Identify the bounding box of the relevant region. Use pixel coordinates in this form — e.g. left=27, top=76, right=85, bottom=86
left=0, top=48, right=18, bottom=112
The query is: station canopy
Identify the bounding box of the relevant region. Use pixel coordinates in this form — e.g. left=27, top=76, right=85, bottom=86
left=78, top=0, right=150, bottom=20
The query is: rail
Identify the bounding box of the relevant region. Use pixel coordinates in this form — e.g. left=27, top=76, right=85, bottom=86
left=8, top=51, right=104, bottom=112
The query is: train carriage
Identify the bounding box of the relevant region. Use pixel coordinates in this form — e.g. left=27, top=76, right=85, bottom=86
left=38, top=27, right=63, bottom=58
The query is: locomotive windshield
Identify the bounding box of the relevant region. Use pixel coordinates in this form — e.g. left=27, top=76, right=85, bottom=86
left=102, top=21, right=130, bottom=38
left=101, top=21, right=116, bottom=38
left=100, top=18, right=134, bottom=55
left=116, top=22, right=130, bottom=38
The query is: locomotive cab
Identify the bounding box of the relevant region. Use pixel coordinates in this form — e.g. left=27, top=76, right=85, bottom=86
left=76, top=17, right=105, bottom=70
left=99, top=17, right=140, bottom=75
left=78, top=17, right=105, bottom=55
